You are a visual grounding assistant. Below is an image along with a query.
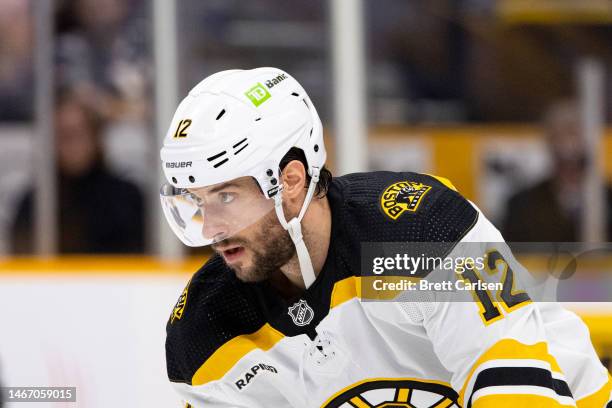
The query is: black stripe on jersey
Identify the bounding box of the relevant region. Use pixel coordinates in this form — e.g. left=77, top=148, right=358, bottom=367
left=467, top=367, right=572, bottom=408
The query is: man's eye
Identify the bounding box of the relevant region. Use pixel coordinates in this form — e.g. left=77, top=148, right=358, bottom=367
left=219, top=192, right=235, bottom=204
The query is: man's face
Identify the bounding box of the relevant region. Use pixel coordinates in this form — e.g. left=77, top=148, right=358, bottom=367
left=545, top=102, right=587, bottom=178
left=55, top=102, right=98, bottom=177
left=190, top=177, right=295, bottom=282
left=212, top=210, right=295, bottom=282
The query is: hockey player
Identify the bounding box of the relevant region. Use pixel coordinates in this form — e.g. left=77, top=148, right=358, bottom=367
left=161, top=68, right=611, bottom=407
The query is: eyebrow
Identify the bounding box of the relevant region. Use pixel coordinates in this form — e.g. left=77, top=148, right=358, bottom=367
left=207, top=182, right=239, bottom=194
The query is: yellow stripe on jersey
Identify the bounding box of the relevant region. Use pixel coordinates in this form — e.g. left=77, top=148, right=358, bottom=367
left=458, top=339, right=564, bottom=405
left=472, top=394, right=575, bottom=408
left=348, top=396, right=371, bottom=408
left=436, top=397, right=455, bottom=408
left=331, top=276, right=421, bottom=305
left=191, top=323, right=284, bottom=386
left=396, top=388, right=410, bottom=402
left=425, top=174, right=458, bottom=191
left=576, top=373, right=612, bottom=408
left=330, top=276, right=361, bottom=308
left=190, top=276, right=360, bottom=387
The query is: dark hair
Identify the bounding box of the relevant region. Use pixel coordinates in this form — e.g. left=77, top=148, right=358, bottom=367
left=55, top=88, right=104, bottom=136
left=279, top=147, right=332, bottom=198
left=54, top=87, right=106, bottom=169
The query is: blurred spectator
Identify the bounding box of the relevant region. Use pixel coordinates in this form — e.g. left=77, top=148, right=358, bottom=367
left=0, top=0, right=33, bottom=122
left=11, top=91, right=144, bottom=254
left=375, top=0, right=467, bottom=123
left=501, top=100, right=612, bottom=242
left=55, top=0, right=150, bottom=122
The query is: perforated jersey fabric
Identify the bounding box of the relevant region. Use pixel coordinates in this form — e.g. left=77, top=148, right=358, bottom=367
left=335, top=171, right=477, bottom=243
left=165, top=171, right=478, bottom=385
left=165, top=255, right=266, bottom=384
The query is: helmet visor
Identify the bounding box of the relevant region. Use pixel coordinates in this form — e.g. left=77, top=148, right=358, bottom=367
left=159, top=176, right=275, bottom=246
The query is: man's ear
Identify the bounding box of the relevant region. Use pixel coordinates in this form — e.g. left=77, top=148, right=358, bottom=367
left=281, top=160, right=307, bottom=202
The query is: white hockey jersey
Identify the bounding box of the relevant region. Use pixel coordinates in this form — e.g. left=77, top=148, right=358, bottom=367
left=165, top=172, right=612, bottom=407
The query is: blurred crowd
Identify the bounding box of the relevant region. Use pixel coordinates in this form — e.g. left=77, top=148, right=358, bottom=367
left=11, top=91, right=145, bottom=253
left=502, top=100, right=612, bottom=242
left=55, top=0, right=151, bottom=123
left=0, top=0, right=150, bottom=254
left=0, top=0, right=33, bottom=121
left=0, top=0, right=151, bottom=123
left=0, top=0, right=611, bottom=255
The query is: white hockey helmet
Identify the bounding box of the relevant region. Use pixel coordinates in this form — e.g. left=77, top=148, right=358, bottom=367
left=160, top=68, right=326, bottom=287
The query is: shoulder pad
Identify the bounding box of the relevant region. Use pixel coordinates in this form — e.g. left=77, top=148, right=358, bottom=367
left=334, top=171, right=478, bottom=243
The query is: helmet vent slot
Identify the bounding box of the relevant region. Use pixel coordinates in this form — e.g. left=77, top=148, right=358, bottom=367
left=302, top=99, right=309, bottom=109
left=309, top=128, right=313, bottom=137
left=234, top=143, right=248, bottom=155
left=215, top=109, right=226, bottom=120
left=213, top=158, right=229, bottom=168
left=255, top=117, right=261, bottom=121
left=291, top=92, right=300, bottom=97
left=233, top=138, right=247, bottom=149
left=207, top=151, right=226, bottom=162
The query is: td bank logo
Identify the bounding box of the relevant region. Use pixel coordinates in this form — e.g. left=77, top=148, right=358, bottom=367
left=245, top=83, right=271, bottom=107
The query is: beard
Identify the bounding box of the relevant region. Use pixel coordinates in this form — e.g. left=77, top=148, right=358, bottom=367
left=215, top=210, right=296, bottom=282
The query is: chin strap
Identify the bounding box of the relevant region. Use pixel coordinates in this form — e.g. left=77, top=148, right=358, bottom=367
left=274, top=167, right=320, bottom=289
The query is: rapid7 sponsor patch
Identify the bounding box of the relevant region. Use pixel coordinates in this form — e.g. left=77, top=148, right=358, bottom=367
left=235, top=363, right=278, bottom=390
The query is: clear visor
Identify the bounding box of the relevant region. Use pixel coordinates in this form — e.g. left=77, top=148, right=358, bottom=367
left=159, top=176, right=275, bottom=246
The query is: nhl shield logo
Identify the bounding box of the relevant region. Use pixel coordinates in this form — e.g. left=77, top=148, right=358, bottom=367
left=288, top=299, right=314, bottom=326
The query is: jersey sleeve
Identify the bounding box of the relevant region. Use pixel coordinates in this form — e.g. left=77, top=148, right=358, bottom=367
left=402, top=201, right=612, bottom=407
left=165, top=256, right=268, bottom=408
left=170, top=382, right=251, bottom=408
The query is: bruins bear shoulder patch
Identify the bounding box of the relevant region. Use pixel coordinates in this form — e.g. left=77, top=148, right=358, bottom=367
left=170, top=279, right=191, bottom=324
left=380, top=181, right=432, bottom=220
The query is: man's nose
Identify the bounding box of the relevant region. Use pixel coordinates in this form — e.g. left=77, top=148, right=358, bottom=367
left=202, top=216, right=229, bottom=242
